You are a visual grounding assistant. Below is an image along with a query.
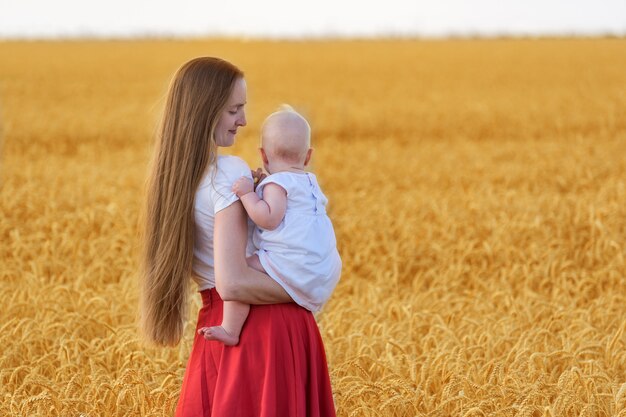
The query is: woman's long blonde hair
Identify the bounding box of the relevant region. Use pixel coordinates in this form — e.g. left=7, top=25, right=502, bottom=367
left=140, top=57, right=243, bottom=346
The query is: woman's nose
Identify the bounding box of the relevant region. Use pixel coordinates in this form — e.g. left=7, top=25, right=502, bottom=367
left=238, top=111, right=247, bottom=127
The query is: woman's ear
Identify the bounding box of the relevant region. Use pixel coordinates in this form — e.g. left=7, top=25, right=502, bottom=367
left=304, top=148, right=313, bottom=166
left=259, top=147, right=269, bottom=165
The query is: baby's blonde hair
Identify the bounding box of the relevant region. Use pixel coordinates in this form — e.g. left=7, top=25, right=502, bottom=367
left=261, top=104, right=311, bottom=164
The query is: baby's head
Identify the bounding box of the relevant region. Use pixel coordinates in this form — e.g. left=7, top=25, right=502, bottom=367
left=260, top=105, right=312, bottom=172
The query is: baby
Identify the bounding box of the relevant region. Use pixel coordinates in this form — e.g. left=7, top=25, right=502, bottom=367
left=199, top=105, right=342, bottom=346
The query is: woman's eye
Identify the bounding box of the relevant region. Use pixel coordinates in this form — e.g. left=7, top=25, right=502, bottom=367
left=229, top=110, right=237, bottom=115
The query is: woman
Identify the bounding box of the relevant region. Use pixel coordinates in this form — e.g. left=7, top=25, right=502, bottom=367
left=140, top=57, right=336, bottom=417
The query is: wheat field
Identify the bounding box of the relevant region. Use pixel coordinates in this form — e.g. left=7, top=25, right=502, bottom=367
left=1, top=38, right=625, bottom=416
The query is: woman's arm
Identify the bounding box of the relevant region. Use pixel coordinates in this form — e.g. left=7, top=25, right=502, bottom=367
left=214, top=200, right=292, bottom=304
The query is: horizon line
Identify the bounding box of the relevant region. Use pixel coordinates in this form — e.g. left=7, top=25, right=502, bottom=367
left=1, top=30, right=625, bottom=42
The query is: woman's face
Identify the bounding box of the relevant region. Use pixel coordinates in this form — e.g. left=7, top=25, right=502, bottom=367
left=214, top=77, right=247, bottom=147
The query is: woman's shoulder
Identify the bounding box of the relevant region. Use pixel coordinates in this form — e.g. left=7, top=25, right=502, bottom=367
left=198, top=156, right=251, bottom=194
left=217, top=155, right=250, bottom=174
left=214, top=155, right=251, bottom=182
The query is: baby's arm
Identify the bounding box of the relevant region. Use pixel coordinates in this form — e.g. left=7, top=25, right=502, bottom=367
left=232, top=177, right=287, bottom=230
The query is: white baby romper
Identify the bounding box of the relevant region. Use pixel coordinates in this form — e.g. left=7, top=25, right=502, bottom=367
left=253, top=171, right=342, bottom=312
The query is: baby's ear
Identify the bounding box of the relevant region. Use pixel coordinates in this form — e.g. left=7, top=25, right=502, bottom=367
left=259, top=147, right=269, bottom=164
left=304, top=148, right=313, bottom=166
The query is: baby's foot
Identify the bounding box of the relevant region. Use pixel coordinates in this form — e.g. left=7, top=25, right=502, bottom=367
left=201, top=325, right=239, bottom=346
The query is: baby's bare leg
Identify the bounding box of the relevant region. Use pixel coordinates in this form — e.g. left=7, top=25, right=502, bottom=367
left=199, top=301, right=250, bottom=346
left=247, top=254, right=266, bottom=273
left=198, top=256, right=278, bottom=344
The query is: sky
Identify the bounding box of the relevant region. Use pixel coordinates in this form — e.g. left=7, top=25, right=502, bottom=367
left=1, top=0, right=625, bottom=39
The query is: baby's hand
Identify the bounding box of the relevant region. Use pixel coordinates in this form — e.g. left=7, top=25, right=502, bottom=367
left=232, top=176, right=254, bottom=197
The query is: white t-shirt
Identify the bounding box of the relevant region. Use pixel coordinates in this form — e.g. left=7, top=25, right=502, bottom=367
left=192, top=155, right=251, bottom=290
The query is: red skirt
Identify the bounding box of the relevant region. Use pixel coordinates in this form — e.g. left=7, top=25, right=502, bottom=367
left=175, top=288, right=336, bottom=417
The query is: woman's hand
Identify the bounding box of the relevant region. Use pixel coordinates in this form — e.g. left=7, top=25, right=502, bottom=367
left=232, top=176, right=254, bottom=197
